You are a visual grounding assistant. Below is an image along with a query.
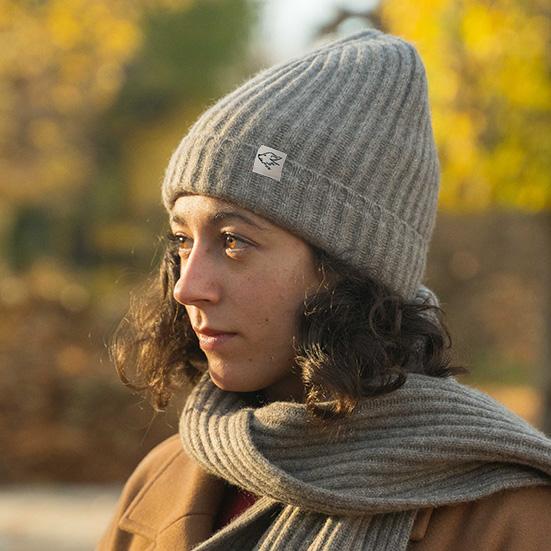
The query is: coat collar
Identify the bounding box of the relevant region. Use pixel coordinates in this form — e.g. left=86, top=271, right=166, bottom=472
left=117, top=438, right=281, bottom=548
left=117, top=434, right=433, bottom=548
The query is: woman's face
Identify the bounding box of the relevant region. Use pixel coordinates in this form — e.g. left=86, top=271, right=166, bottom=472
left=170, top=194, right=322, bottom=402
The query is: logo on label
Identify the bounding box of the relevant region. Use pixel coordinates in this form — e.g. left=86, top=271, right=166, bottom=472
left=252, top=145, right=287, bottom=182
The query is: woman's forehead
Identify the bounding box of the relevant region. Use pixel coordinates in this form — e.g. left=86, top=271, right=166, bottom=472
left=170, top=193, right=271, bottom=231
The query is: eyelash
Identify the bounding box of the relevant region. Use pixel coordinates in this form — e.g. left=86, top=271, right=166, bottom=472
left=165, top=231, right=249, bottom=257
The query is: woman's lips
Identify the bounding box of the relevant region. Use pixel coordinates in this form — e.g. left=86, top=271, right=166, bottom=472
left=194, top=328, right=237, bottom=351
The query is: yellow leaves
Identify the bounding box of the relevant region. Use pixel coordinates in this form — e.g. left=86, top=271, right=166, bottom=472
left=95, top=63, right=126, bottom=106
left=45, top=0, right=141, bottom=54
left=514, top=185, right=548, bottom=212
left=0, top=0, right=191, bottom=207
left=498, top=47, right=550, bottom=111
left=47, top=2, right=82, bottom=50
left=380, top=0, right=551, bottom=213
left=461, top=4, right=550, bottom=110
left=50, top=83, right=80, bottom=113
left=0, top=0, right=11, bottom=28
left=98, top=18, right=141, bottom=58
left=434, top=109, right=490, bottom=212
left=29, top=118, right=61, bottom=149
left=447, top=112, right=478, bottom=168
left=438, top=170, right=493, bottom=213
left=430, top=68, right=459, bottom=105
left=489, top=141, right=524, bottom=181
left=461, top=4, right=507, bottom=63
left=122, top=104, right=201, bottom=215
left=59, top=53, right=89, bottom=82
left=507, top=161, right=551, bottom=211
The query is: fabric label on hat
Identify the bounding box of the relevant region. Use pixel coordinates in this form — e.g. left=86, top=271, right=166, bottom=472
left=252, top=145, right=287, bottom=182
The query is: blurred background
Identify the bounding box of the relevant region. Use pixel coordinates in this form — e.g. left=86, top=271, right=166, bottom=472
left=1, top=0, right=550, bottom=548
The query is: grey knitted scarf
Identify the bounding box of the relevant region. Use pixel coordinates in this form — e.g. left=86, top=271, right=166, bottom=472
left=179, top=371, right=551, bottom=550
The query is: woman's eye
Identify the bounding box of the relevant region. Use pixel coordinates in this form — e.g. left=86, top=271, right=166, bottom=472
left=167, top=232, right=192, bottom=255
left=177, top=236, right=192, bottom=251
left=166, top=231, right=249, bottom=257
left=223, top=233, right=248, bottom=253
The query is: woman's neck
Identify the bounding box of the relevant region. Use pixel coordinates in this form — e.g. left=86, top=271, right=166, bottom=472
left=239, top=373, right=306, bottom=407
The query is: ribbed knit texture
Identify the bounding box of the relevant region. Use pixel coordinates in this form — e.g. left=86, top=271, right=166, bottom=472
left=179, top=372, right=551, bottom=550
left=162, top=29, right=441, bottom=300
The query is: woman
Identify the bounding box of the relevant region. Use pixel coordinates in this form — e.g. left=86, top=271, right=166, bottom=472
left=99, top=29, right=551, bottom=550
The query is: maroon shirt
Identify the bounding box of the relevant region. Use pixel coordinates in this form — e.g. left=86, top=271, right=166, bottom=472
left=213, top=483, right=260, bottom=530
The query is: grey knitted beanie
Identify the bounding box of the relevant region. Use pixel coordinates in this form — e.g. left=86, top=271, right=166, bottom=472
left=161, top=28, right=441, bottom=300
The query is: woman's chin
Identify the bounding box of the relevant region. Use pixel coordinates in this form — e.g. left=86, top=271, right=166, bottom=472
left=207, top=365, right=241, bottom=391
left=207, top=365, right=263, bottom=393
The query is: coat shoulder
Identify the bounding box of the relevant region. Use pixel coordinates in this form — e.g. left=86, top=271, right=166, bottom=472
left=96, top=433, right=189, bottom=550
left=410, top=484, right=551, bottom=551
left=119, top=433, right=185, bottom=492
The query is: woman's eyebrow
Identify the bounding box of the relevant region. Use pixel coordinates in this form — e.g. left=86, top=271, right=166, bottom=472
left=170, top=210, right=268, bottom=231
left=212, top=210, right=268, bottom=231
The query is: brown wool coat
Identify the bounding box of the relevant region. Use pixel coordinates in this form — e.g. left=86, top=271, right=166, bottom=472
left=97, top=434, right=551, bottom=551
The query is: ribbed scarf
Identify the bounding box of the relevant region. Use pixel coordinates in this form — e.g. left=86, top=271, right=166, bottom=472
left=179, top=371, right=551, bottom=550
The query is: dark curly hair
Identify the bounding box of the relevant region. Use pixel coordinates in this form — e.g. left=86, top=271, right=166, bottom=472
left=110, top=231, right=467, bottom=423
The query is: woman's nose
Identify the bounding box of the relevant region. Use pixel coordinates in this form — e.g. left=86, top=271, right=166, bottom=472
left=173, top=245, right=221, bottom=306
